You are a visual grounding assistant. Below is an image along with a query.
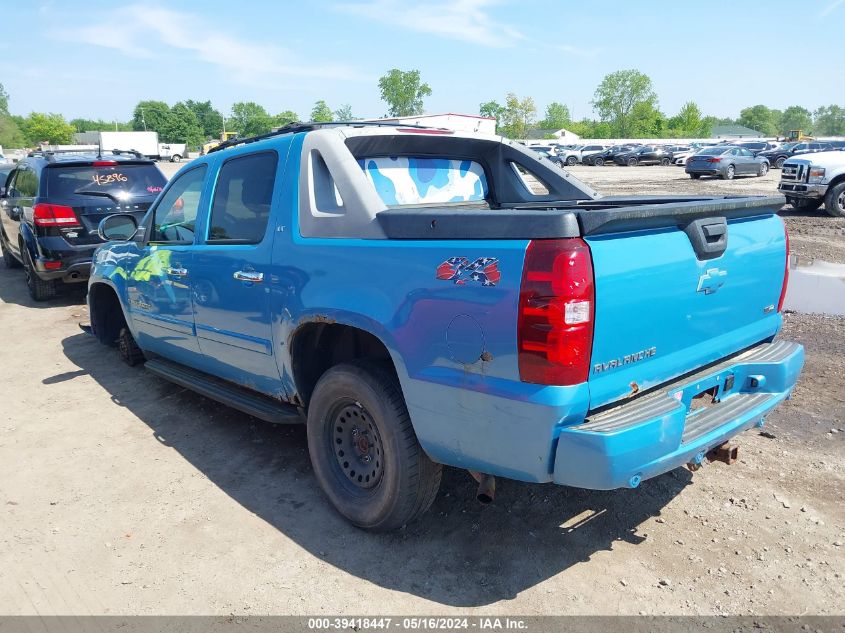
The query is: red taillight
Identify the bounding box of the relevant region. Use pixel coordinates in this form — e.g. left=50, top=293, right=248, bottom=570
left=518, top=238, right=595, bottom=385
left=777, top=220, right=790, bottom=312
left=43, top=260, right=62, bottom=270
left=92, top=160, right=118, bottom=166
left=33, top=203, right=81, bottom=227
left=707, top=157, right=722, bottom=163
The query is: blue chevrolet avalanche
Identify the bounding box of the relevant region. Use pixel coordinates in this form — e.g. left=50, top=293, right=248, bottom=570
left=86, top=123, right=803, bottom=530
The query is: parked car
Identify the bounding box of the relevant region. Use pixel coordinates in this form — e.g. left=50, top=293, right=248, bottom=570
left=527, top=144, right=557, bottom=157
left=685, top=146, right=770, bottom=180
left=0, top=151, right=166, bottom=300
left=581, top=144, right=639, bottom=166
left=778, top=150, right=845, bottom=217
left=86, top=122, right=802, bottom=530
left=0, top=164, right=14, bottom=192
left=613, top=145, right=673, bottom=166
left=758, top=142, right=833, bottom=169
left=564, top=144, right=610, bottom=166
left=672, top=149, right=697, bottom=166
left=735, top=141, right=779, bottom=156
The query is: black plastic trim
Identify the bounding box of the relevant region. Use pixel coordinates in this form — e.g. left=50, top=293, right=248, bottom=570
left=145, top=359, right=303, bottom=424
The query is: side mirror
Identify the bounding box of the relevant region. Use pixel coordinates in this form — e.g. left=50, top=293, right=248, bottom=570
left=98, top=214, right=139, bottom=242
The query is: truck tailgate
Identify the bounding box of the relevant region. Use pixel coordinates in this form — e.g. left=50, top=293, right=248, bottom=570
left=586, top=211, right=787, bottom=409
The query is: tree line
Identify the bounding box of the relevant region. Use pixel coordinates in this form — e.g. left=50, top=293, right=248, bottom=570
left=481, top=70, right=845, bottom=140
left=2, top=68, right=845, bottom=149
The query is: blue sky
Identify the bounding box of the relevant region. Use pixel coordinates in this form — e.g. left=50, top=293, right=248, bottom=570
left=1, top=0, right=844, bottom=123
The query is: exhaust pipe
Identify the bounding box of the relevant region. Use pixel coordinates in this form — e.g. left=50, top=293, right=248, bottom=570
left=469, top=471, right=496, bottom=504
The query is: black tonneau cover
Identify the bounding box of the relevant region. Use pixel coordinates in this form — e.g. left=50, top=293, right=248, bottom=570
left=375, top=195, right=786, bottom=240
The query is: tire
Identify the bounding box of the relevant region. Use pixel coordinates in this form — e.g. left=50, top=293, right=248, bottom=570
left=170, top=154, right=182, bottom=163
left=690, top=173, right=701, bottom=179
left=594, top=158, right=604, bottom=166
left=118, top=327, right=145, bottom=366
left=775, top=157, right=786, bottom=169
left=565, top=156, right=577, bottom=166
left=22, top=247, right=56, bottom=301
left=824, top=181, right=845, bottom=218
left=660, top=158, right=671, bottom=166
left=758, top=162, right=769, bottom=177
left=627, top=158, right=638, bottom=167
left=790, top=197, right=822, bottom=211
left=307, top=360, right=442, bottom=531
left=723, top=165, right=735, bottom=180
left=1, top=236, right=21, bottom=269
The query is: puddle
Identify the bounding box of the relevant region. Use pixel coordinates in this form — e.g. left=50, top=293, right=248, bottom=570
left=783, top=256, right=845, bottom=316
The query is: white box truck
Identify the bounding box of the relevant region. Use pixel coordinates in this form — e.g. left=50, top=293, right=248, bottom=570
left=74, top=131, right=162, bottom=160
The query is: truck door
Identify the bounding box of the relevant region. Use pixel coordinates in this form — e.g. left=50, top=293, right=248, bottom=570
left=127, top=164, right=207, bottom=363
left=190, top=148, right=285, bottom=397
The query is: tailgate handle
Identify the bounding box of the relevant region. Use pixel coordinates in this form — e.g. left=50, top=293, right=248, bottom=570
left=684, top=216, right=727, bottom=261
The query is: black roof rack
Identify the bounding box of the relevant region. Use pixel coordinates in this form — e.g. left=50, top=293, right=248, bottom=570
left=27, top=148, right=146, bottom=162
left=207, top=120, right=447, bottom=154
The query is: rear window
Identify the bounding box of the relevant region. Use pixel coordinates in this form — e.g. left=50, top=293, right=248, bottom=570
left=696, top=148, right=727, bottom=156
left=46, top=164, right=166, bottom=199
left=359, top=157, right=488, bottom=206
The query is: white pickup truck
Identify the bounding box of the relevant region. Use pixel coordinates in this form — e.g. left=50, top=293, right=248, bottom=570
left=778, top=150, right=845, bottom=217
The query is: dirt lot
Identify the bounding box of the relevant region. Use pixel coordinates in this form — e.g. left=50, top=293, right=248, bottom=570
left=0, top=165, right=842, bottom=616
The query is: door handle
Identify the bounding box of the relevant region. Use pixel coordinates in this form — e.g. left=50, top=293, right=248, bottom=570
left=233, top=270, right=264, bottom=283
left=166, top=267, right=189, bottom=277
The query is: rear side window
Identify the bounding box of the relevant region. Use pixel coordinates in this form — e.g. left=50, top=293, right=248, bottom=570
left=47, top=164, right=166, bottom=199
left=208, top=152, right=278, bottom=243
left=359, top=156, right=488, bottom=206
left=15, top=169, right=38, bottom=197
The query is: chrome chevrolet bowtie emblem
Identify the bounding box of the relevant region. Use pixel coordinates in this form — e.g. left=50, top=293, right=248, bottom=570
left=697, top=267, right=727, bottom=294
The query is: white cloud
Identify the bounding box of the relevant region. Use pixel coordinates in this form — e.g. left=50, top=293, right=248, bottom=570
left=819, top=0, right=844, bottom=16
left=335, top=0, right=523, bottom=47
left=556, top=44, right=601, bottom=59
left=52, top=5, right=366, bottom=82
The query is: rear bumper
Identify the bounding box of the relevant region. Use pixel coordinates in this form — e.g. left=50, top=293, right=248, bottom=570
left=778, top=182, right=827, bottom=198
left=552, top=341, right=803, bottom=489
left=32, top=236, right=97, bottom=282
left=686, top=166, right=721, bottom=175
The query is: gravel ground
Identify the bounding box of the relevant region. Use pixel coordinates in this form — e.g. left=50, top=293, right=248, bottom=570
left=0, top=163, right=842, bottom=617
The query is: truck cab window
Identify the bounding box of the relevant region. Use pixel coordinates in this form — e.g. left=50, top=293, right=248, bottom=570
left=151, top=165, right=207, bottom=243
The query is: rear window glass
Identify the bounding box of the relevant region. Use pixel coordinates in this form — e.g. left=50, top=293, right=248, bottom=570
left=359, top=157, right=488, bottom=206
left=696, top=148, right=726, bottom=156
left=208, top=151, right=277, bottom=243
left=47, top=164, right=166, bottom=199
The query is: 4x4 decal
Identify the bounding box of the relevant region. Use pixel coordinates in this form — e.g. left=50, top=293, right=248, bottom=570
left=436, top=257, right=501, bottom=286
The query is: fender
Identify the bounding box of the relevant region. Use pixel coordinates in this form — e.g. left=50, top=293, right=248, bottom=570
left=282, top=308, right=411, bottom=394
left=18, top=222, right=38, bottom=261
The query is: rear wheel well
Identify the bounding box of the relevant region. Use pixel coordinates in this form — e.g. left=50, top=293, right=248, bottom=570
left=290, top=323, right=396, bottom=407
left=89, top=284, right=128, bottom=346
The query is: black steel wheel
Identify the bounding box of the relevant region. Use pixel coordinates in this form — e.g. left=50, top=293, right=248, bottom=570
left=118, top=327, right=145, bottom=366
left=307, top=360, right=441, bottom=531
left=330, top=401, right=385, bottom=489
